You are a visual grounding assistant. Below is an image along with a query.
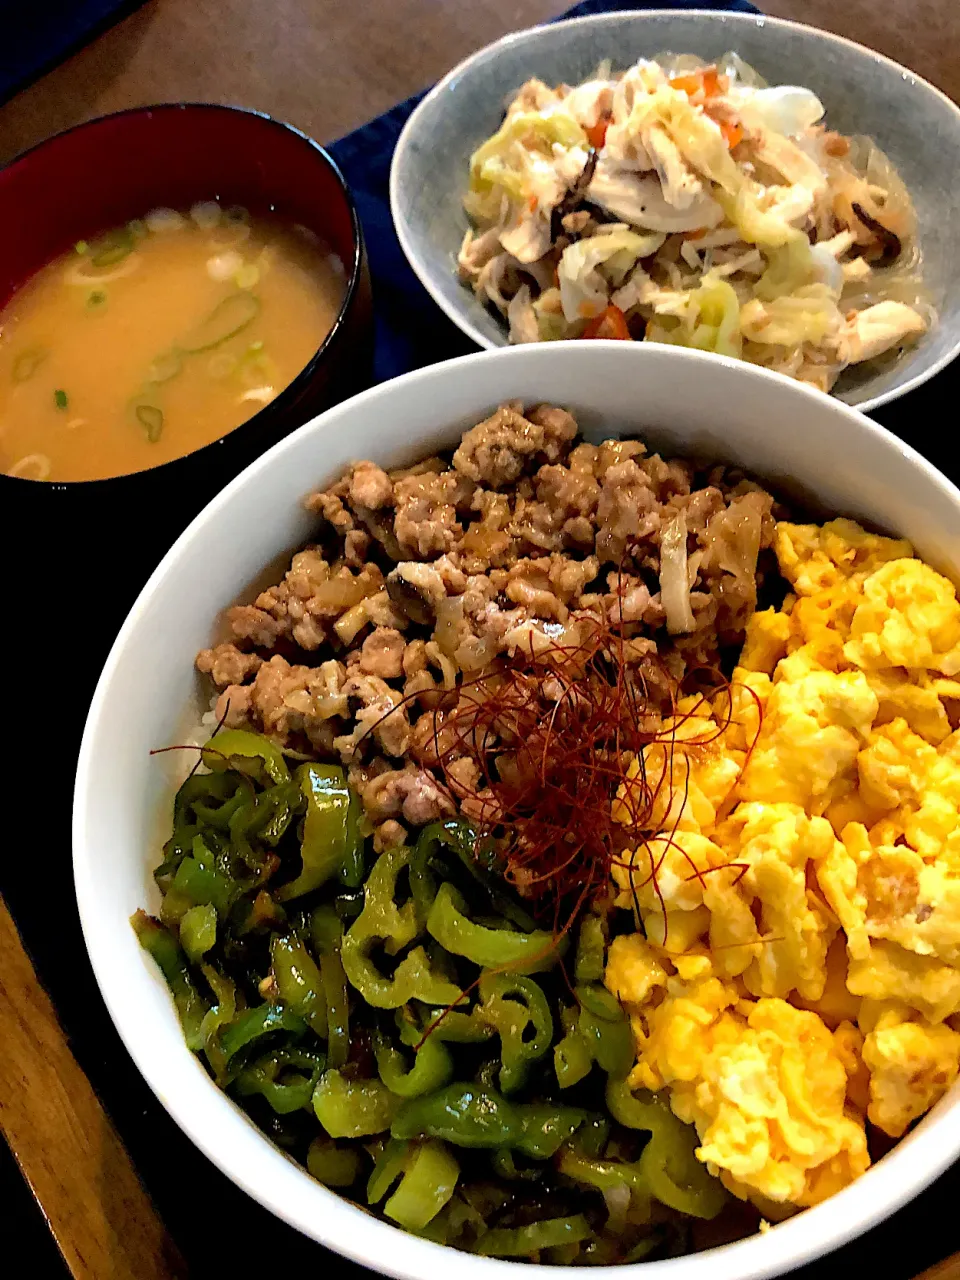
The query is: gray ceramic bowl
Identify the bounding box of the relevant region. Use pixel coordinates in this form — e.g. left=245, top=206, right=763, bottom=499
left=391, top=9, right=960, bottom=411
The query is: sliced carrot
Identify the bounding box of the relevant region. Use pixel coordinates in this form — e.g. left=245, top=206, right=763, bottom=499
left=686, top=228, right=706, bottom=241
left=669, top=73, right=702, bottom=97
left=584, top=116, right=610, bottom=150
left=720, top=120, right=744, bottom=149
left=527, top=193, right=538, bottom=212
left=670, top=66, right=725, bottom=98
left=583, top=305, right=632, bottom=341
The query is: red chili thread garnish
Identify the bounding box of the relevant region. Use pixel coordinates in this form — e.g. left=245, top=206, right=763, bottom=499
left=406, top=602, right=764, bottom=949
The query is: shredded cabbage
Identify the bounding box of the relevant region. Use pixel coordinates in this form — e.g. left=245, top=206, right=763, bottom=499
left=533, top=289, right=574, bottom=341
left=558, top=229, right=665, bottom=323
left=468, top=111, right=585, bottom=211
left=730, top=85, right=824, bottom=137
left=754, top=238, right=817, bottom=301
left=646, top=276, right=742, bottom=359
left=740, top=284, right=841, bottom=346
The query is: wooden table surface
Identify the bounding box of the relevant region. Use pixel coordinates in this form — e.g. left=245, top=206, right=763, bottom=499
left=2, top=0, right=960, bottom=1276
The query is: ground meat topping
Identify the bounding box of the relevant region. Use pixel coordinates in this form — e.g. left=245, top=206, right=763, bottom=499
left=197, top=403, right=780, bottom=830
left=453, top=402, right=577, bottom=489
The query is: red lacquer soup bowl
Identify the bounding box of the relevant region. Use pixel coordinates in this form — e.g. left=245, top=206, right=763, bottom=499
left=0, top=103, right=371, bottom=745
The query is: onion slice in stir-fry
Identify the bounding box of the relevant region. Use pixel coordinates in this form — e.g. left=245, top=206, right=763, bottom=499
left=659, top=512, right=696, bottom=634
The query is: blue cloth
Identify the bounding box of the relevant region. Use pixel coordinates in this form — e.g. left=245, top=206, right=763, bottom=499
left=0, top=0, right=145, bottom=106
left=328, top=0, right=757, bottom=384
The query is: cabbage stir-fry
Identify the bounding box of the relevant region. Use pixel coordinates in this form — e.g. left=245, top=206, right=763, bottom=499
left=459, top=53, right=930, bottom=391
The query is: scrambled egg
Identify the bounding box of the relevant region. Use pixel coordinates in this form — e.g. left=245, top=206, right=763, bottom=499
left=606, top=519, right=960, bottom=1212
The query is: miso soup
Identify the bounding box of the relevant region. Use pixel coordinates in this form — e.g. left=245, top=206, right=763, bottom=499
left=0, top=203, right=346, bottom=482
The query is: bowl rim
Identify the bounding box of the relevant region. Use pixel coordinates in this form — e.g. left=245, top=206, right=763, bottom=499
left=389, top=6, right=960, bottom=414
left=0, top=101, right=365, bottom=492
left=74, top=340, right=960, bottom=1280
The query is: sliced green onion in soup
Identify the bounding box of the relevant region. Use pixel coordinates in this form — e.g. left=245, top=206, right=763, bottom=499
left=134, top=403, right=165, bottom=442
left=127, top=219, right=148, bottom=242
left=86, top=289, right=108, bottom=312
left=209, top=206, right=251, bottom=247
left=234, top=263, right=260, bottom=290
left=190, top=201, right=222, bottom=230
left=90, top=227, right=135, bottom=269
left=182, top=293, right=260, bottom=353
left=7, top=453, right=51, bottom=480
left=54, top=389, right=68, bottom=410
left=145, top=207, right=187, bottom=234
left=12, top=348, right=47, bottom=382
left=147, top=349, right=184, bottom=384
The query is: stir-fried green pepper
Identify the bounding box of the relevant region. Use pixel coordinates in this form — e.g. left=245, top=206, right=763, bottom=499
left=477, top=1216, right=592, bottom=1257
left=234, top=1045, right=325, bottom=1114
left=392, top=1084, right=518, bottom=1149
left=199, top=963, right=238, bottom=1083
left=313, top=1069, right=400, bottom=1138
left=307, top=1136, right=362, bottom=1187
left=427, top=883, right=561, bottom=975
left=271, top=934, right=327, bottom=1038
left=341, top=846, right=461, bottom=1009
left=219, top=1002, right=307, bottom=1065
left=279, top=764, right=361, bottom=900
left=413, top=1005, right=493, bottom=1044
left=179, top=903, right=217, bottom=963
left=514, top=1103, right=588, bottom=1160
left=373, top=1031, right=454, bottom=1098
left=554, top=1005, right=594, bottom=1089
left=170, top=835, right=237, bottom=917
left=384, top=1140, right=459, bottom=1230
left=202, top=728, right=290, bottom=786
left=478, top=972, right=553, bottom=1094
left=132, top=911, right=208, bottom=1050
left=576, top=985, right=634, bottom=1078
left=367, top=1138, right=410, bottom=1204
left=557, top=1147, right=651, bottom=1208
left=411, top=819, right=536, bottom=931
left=308, top=905, right=350, bottom=1067
left=605, top=1079, right=726, bottom=1219
left=574, top=914, right=606, bottom=983
left=391, top=1084, right=585, bottom=1157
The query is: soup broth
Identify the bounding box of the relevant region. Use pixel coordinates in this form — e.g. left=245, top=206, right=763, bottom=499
left=0, top=204, right=345, bottom=482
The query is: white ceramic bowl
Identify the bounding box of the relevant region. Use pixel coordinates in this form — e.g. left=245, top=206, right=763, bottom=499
left=390, top=10, right=960, bottom=412
left=75, top=343, right=960, bottom=1280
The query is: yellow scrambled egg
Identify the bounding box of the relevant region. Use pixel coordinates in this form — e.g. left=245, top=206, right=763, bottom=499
left=606, top=519, right=960, bottom=1212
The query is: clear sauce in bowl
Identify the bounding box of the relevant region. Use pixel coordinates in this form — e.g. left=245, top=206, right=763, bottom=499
left=0, top=202, right=346, bottom=481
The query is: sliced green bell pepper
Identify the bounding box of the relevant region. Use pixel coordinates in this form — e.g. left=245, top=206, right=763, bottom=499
left=132, top=910, right=207, bottom=1051
left=478, top=971, right=554, bottom=1094
left=279, top=764, right=361, bottom=901
left=313, top=1068, right=401, bottom=1138
left=341, top=846, right=461, bottom=1009
left=427, top=883, right=561, bottom=975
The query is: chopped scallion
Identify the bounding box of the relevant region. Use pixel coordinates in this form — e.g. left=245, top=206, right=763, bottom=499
left=147, top=349, right=184, bottom=384
left=74, top=240, right=89, bottom=255
left=12, top=349, right=47, bottom=382
left=135, top=404, right=164, bottom=442
left=54, top=389, right=68, bottom=410
left=181, top=292, right=260, bottom=353
left=87, top=290, right=107, bottom=311
left=90, top=227, right=134, bottom=269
